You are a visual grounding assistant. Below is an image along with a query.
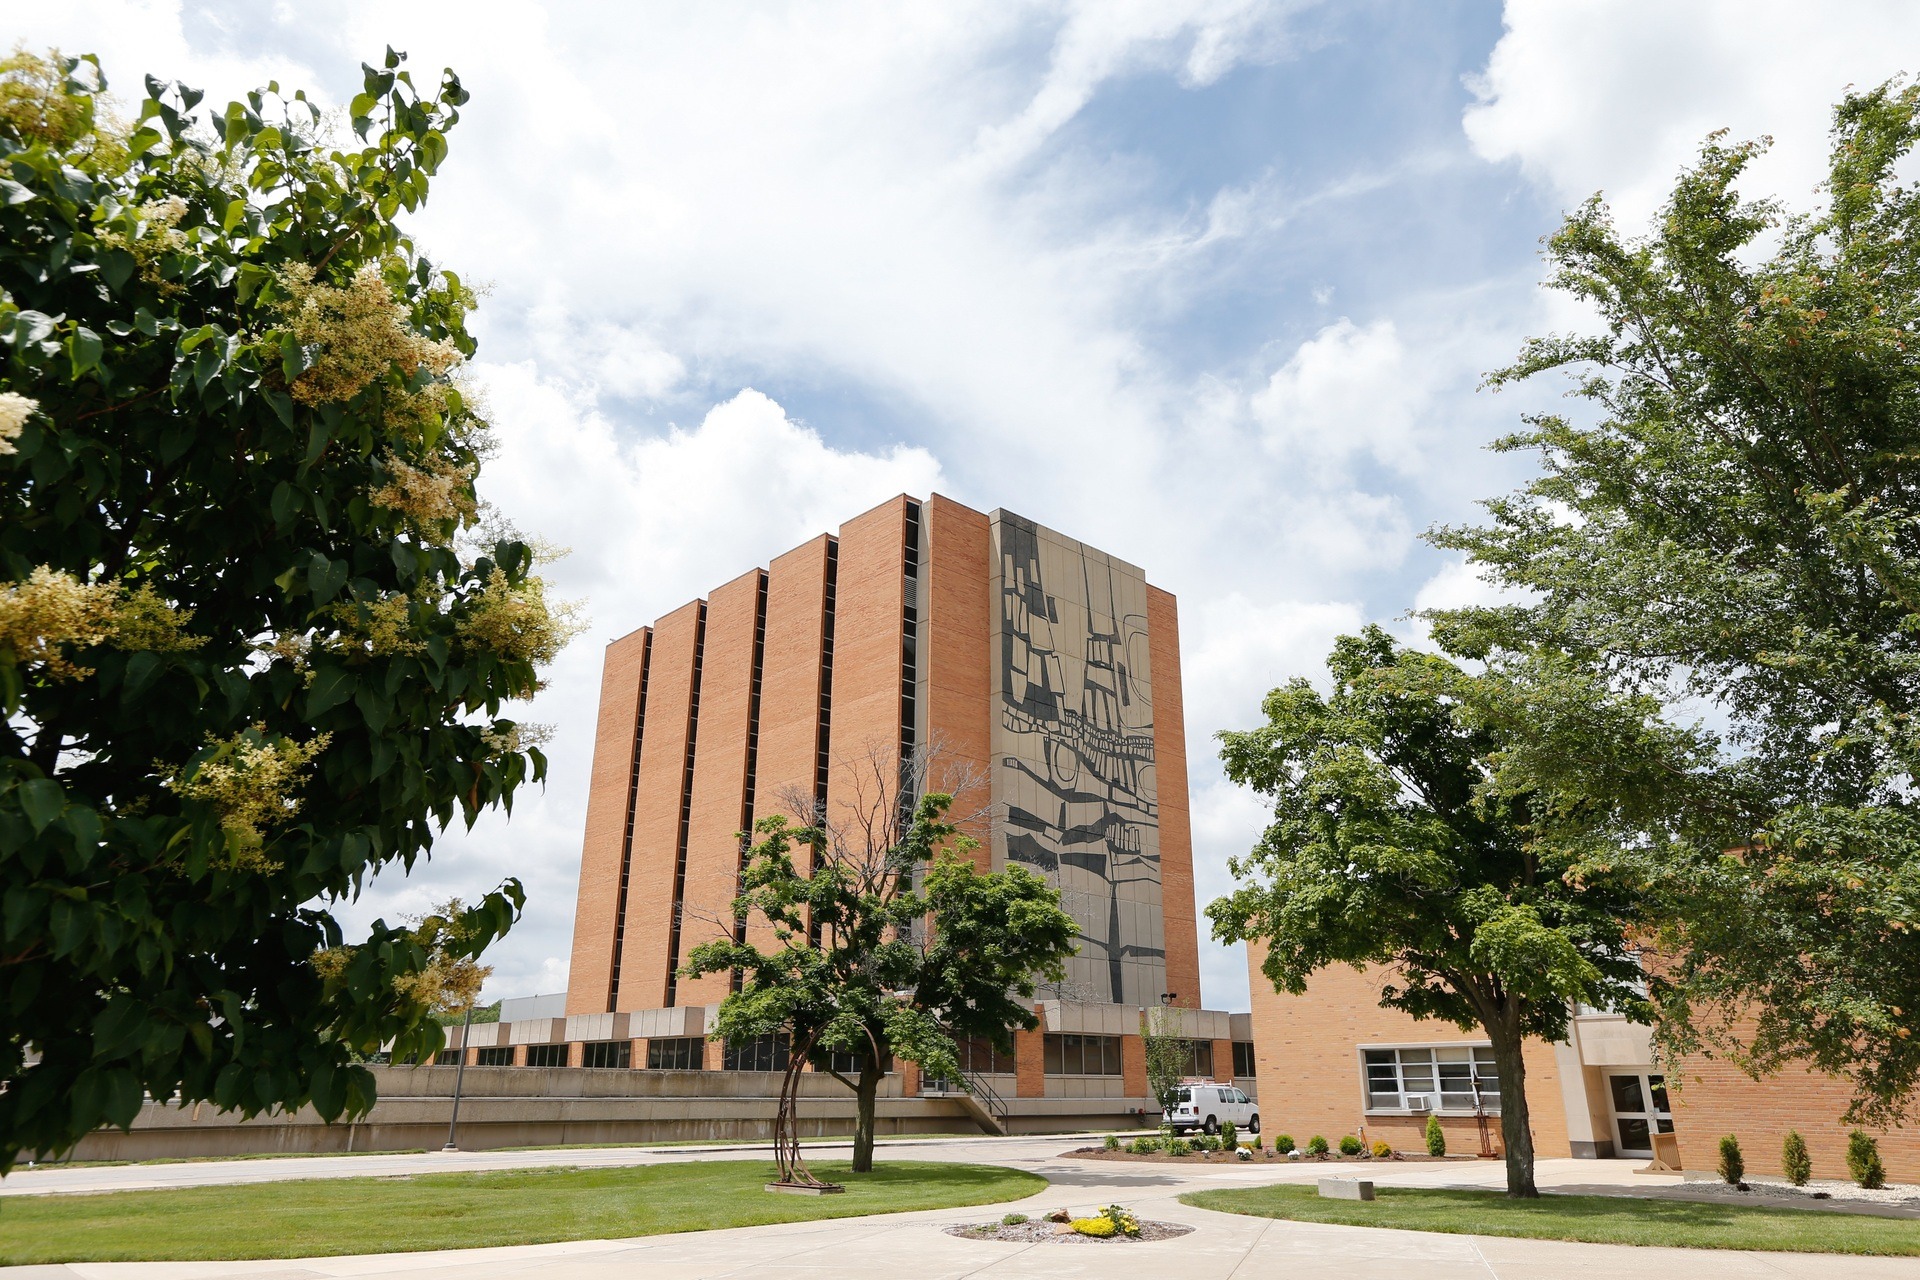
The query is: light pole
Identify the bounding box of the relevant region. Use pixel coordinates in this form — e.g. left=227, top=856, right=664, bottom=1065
left=442, top=1002, right=473, bottom=1152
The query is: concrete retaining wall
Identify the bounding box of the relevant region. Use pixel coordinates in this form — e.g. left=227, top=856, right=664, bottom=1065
left=64, top=1067, right=1161, bottom=1161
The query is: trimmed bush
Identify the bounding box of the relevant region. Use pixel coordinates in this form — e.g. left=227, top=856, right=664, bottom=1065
left=1371, top=1139, right=1393, bottom=1159
left=1848, top=1130, right=1886, bottom=1190
left=1167, top=1138, right=1192, bottom=1156
left=1275, top=1133, right=1296, bottom=1154
left=1221, top=1121, right=1238, bottom=1150
left=1425, top=1114, right=1447, bottom=1157
left=1251, top=1134, right=1264, bottom=1150
left=1717, top=1135, right=1745, bottom=1186
left=1782, top=1131, right=1811, bottom=1186
left=1339, top=1135, right=1363, bottom=1157
left=1307, top=1135, right=1330, bottom=1158
left=1103, top=1133, right=1120, bottom=1151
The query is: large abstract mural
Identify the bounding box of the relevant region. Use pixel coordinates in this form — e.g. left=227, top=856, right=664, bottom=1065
left=989, top=510, right=1165, bottom=1007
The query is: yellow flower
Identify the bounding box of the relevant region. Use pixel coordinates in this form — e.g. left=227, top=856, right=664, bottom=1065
left=457, top=567, right=584, bottom=674
left=276, top=262, right=460, bottom=406
left=0, top=565, right=119, bottom=679
left=168, top=728, right=332, bottom=866
left=369, top=451, right=476, bottom=530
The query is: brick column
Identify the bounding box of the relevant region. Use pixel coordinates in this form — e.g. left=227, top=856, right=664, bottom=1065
left=1015, top=1027, right=1046, bottom=1099
left=705, top=1037, right=727, bottom=1071
left=566, top=1041, right=584, bottom=1068
left=1212, top=1039, right=1234, bottom=1084
left=1123, top=1032, right=1148, bottom=1100
left=632, top=1037, right=649, bottom=1069
left=900, top=1060, right=921, bottom=1097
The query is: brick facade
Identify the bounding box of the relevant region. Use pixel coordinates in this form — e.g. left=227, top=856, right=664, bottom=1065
left=1667, top=1047, right=1920, bottom=1183
left=1245, top=943, right=1570, bottom=1156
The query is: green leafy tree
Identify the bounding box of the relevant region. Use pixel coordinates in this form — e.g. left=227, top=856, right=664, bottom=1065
left=0, top=51, right=576, bottom=1170
left=1433, top=80, right=1920, bottom=1121
left=682, top=760, right=1077, bottom=1175
left=1140, top=1003, right=1190, bottom=1115
left=1209, top=628, right=1653, bottom=1197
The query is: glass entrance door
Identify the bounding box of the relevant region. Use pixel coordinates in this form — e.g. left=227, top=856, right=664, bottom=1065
left=1606, top=1072, right=1673, bottom=1156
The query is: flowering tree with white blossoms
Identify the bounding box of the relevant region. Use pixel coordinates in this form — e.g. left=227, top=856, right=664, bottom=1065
left=0, top=49, right=579, bottom=1170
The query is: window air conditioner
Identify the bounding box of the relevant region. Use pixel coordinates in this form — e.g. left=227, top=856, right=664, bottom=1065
left=1405, top=1095, right=1434, bottom=1113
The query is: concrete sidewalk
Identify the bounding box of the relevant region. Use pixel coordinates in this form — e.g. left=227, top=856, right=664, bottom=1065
left=6, top=1153, right=1913, bottom=1278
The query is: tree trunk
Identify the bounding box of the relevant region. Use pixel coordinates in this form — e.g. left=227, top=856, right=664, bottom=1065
left=851, top=1061, right=882, bottom=1173
left=1487, top=1018, right=1537, bottom=1198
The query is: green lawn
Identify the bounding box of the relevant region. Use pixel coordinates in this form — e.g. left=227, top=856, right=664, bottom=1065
left=1183, top=1184, right=1920, bottom=1256
left=0, top=1159, right=1044, bottom=1264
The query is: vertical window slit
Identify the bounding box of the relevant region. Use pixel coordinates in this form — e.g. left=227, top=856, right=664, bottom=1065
left=605, top=630, right=652, bottom=1012
left=663, top=602, right=706, bottom=1006
left=732, top=571, right=769, bottom=991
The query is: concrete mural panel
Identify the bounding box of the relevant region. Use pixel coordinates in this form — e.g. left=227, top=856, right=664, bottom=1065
left=989, top=510, right=1165, bottom=1006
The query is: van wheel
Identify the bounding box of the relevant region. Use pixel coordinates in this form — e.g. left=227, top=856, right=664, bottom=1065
left=1248, top=1114, right=1260, bottom=1135
left=1203, top=1116, right=1220, bottom=1135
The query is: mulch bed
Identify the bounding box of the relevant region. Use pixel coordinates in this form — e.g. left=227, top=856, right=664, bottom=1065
left=946, top=1219, right=1196, bottom=1244
left=1066, top=1146, right=1469, bottom=1165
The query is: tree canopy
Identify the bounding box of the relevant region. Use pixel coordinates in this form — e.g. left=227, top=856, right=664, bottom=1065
left=0, top=50, right=573, bottom=1170
left=1433, top=79, right=1920, bottom=1120
left=1209, top=627, right=1652, bottom=1196
left=683, top=777, right=1077, bottom=1175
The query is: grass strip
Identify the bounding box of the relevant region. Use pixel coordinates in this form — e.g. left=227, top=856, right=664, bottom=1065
left=1182, top=1183, right=1920, bottom=1256
left=0, top=1159, right=1044, bottom=1264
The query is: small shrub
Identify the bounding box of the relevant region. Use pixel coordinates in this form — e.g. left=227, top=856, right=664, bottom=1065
left=1371, top=1139, right=1393, bottom=1159
left=1717, top=1134, right=1745, bottom=1186
left=1167, top=1137, right=1192, bottom=1156
left=1782, top=1130, right=1811, bottom=1186
left=1307, top=1134, right=1329, bottom=1157
left=1251, top=1134, right=1264, bottom=1150
left=1126, top=1136, right=1159, bottom=1155
left=1103, top=1133, right=1120, bottom=1151
left=1001, top=1212, right=1028, bottom=1226
left=1275, top=1133, right=1296, bottom=1154
left=1339, top=1134, right=1363, bottom=1157
left=1425, top=1113, right=1446, bottom=1157
left=1220, top=1120, right=1238, bottom=1149
left=1847, top=1129, right=1886, bottom=1190
left=1099, top=1204, right=1141, bottom=1237
left=1070, top=1217, right=1116, bottom=1238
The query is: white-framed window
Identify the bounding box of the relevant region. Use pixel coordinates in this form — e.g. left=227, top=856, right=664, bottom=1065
left=1360, top=1045, right=1500, bottom=1114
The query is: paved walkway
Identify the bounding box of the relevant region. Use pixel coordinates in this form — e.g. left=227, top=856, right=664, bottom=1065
left=7, top=1141, right=1914, bottom=1277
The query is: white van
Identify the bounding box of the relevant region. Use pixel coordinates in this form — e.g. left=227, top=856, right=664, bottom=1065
left=1164, top=1081, right=1258, bottom=1135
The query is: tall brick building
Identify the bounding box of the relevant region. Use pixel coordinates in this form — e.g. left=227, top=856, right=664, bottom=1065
left=566, top=494, right=1204, bottom=1018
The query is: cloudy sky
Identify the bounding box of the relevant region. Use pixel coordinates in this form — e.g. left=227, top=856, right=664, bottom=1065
left=16, top=1, right=1920, bottom=1012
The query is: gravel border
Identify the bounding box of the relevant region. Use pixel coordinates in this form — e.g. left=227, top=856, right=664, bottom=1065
left=945, top=1218, right=1196, bottom=1244
left=1675, top=1175, right=1920, bottom=1213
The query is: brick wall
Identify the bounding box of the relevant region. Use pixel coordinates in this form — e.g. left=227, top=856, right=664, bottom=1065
left=564, top=627, right=650, bottom=1015
left=1246, top=942, right=1570, bottom=1156
left=620, top=601, right=704, bottom=1011
left=826, top=497, right=908, bottom=830
left=1667, top=1047, right=1920, bottom=1183
left=675, top=569, right=764, bottom=1006
left=1148, top=586, right=1202, bottom=1009
left=924, top=495, right=993, bottom=860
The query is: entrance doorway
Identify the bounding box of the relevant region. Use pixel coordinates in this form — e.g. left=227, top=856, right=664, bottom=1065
left=1607, top=1072, right=1674, bottom=1157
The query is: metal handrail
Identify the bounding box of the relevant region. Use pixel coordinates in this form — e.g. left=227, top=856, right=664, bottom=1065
left=958, top=1065, right=1009, bottom=1125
